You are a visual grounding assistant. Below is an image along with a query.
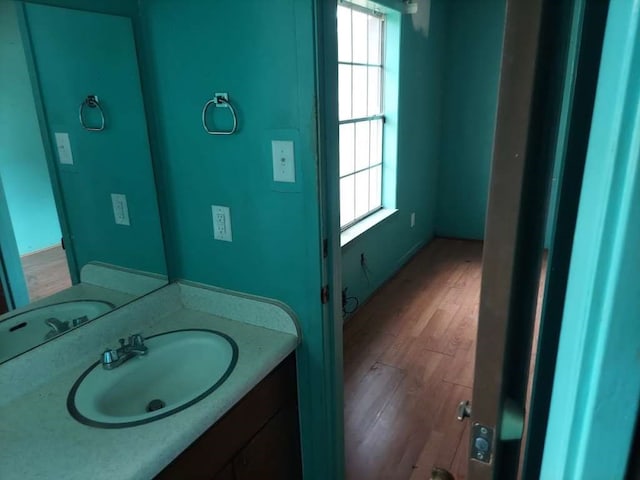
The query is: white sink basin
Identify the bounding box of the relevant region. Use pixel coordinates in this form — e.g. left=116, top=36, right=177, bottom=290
left=0, top=300, right=115, bottom=363
left=67, top=329, right=238, bottom=428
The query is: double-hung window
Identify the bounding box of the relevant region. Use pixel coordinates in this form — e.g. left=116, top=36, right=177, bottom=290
left=337, top=3, right=385, bottom=230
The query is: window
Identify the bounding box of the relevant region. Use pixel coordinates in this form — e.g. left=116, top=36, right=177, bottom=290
left=337, top=3, right=385, bottom=230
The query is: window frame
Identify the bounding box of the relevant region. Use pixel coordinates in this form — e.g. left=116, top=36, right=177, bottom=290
left=337, top=3, right=386, bottom=232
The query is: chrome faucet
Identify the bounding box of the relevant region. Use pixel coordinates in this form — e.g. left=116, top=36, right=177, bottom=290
left=44, top=317, right=70, bottom=339
left=101, top=334, right=148, bottom=370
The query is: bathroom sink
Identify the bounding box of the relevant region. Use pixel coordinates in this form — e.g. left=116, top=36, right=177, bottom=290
left=0, top=299, right=115, bottom=363
left=67, top=329, right=238, bottom=428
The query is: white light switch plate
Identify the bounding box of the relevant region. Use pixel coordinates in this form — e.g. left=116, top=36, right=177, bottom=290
left=54, top=132, right=74, bottom=165
left=271, top=140, right=296, bottom=183
left=111, top=193, right=130, bottom=226
left=212, top=205, right=232, bottom=242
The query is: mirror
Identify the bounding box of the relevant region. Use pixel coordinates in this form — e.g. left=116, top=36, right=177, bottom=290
left=0, top=2, right=168, bottom=363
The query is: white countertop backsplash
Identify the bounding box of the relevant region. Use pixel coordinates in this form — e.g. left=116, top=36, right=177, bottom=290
left=0, top=282, right=299, bottom=480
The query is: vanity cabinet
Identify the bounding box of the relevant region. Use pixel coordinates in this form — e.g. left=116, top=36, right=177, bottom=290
left=156, top=354, right=301, bottom=480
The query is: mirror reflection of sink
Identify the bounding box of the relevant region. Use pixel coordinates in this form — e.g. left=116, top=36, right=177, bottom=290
left=67, top=329, right=238, bottom=428
left=0, top=300, right=115, bottom=361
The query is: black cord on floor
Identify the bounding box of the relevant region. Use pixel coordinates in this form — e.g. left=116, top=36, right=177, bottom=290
left=342, top=288, right=359, bottom=317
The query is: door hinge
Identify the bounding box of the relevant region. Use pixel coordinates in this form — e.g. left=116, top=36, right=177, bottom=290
left=61, top=237, right=65, bottom=250
left=321, top=285, right=330, bottom=304
left=322, top=238, right=328, bottom=258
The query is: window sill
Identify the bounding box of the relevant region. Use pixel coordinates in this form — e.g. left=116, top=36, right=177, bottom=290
left=340, top=208, right=399, bottom=248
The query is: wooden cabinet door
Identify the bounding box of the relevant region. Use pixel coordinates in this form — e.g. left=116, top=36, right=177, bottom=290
left=233, top=406, right=302, bottom=480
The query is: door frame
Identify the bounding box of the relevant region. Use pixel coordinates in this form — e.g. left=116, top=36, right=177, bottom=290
left=14, top=1, right=88, bottom=286
left=314, top=0, right=346, bottom=478
left=522, top=0, right=610, bottom=477
left=0, top=172, right=30, bottom=309
left=541, top=0, right=640, bottom=476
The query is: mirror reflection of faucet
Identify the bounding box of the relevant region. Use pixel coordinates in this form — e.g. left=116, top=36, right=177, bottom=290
left=101, top=334, right=148, bottom=370
left=43, top=315, right=91, bottom=340
left=44, top=317, right=70, bottom=339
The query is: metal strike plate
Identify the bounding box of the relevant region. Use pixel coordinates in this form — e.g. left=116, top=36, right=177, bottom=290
left=470, top=423, right=494, bottom=464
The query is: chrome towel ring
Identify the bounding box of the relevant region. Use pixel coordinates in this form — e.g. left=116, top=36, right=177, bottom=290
left=79, top=95, right=105, bottom=132
left=202, top=93, right=238, bottom=135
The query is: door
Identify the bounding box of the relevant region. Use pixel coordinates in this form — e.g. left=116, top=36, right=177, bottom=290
left=464, top=0, right=590, bottom=478
left=0, top=176, right=29, bottom=309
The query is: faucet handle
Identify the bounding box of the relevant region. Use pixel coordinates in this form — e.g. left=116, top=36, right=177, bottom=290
left=72, top=315, right=89, bottom=327
left=129, top=333, right=145, bottom=347
left=101, top=349, right=119, bottom=366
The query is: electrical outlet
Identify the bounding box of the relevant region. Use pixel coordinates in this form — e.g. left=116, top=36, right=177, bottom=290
left=111, top=193, right=130, bottom=226
left=411, top=212, right=416, bottom=228
left=212, top=205, right=232, bottom=242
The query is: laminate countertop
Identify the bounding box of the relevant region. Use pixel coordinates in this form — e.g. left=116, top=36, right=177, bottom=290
left=0, top=282, right=299, bottom=480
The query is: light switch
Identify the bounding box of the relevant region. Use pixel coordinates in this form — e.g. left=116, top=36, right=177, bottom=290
left=271, top=140, right=296, bottom=183
left=212, top=205, right=232, bottom=242
left=111, top=193, right=130, bottom=226
left=54, top=132, right=74, bottom=165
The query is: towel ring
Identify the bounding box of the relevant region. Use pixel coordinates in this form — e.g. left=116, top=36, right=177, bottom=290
left=79, top=95, right=105, bottom=132
left=202, top=94, right=238, bottom=135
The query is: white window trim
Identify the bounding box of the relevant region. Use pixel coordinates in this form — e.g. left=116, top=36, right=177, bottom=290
left=340, top=207, right=398, bottom=247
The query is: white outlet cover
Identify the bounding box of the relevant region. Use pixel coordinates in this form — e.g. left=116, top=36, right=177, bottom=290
left=54, top=132, right=74, bottom=165
left=111, top=193, right=130, bottom=226
left=212, top=205, right=232, bottom=242
left=271, top=140, right=295, bottom=183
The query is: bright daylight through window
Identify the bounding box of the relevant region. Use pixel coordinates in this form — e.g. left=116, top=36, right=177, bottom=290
left=338, top=3, right=385, bottom=230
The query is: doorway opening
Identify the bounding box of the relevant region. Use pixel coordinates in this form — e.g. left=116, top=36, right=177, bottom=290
left=325, top=0, right=609, bottom=479
left=0, top=0, right=71, bottom=309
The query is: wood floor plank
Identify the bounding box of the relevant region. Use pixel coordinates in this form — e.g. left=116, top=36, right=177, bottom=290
left=349, top=375, right=435, bottom=480
left=431, top=383, right=473, bottom=470
left=344, top=326, right=396, bottom=388
left=442, top=342, right=476, bottom=389
left=437, top=307, right=477, bottom=357
left=418, top=308, right=459, bottom=354
left=345, top=362, right=405, bottom=449
left=450, top=422, right=471, bottom=480
left=408, top=430, right=445, bottom=480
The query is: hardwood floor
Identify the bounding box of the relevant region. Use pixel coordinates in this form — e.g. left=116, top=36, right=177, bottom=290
left=343, top=237, right=547, bottom=480
left=20, top=245, right=71, bottom=302
left=344, top=238, right=483, bottom=480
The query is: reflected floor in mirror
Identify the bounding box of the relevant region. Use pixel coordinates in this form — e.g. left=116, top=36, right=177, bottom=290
left=21, top=245, right=72, bottom=302
left=343, top=238, right=547, bottom=480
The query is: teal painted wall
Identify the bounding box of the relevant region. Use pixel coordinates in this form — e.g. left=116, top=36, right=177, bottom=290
left=0, top=0, right=60, bottom=256
left=24, top=3, right=166, bottom=275
left=435, top=0, right=505, bottom=239
left=139, top=1, right=331, bottom=477
left=341, top=0, right=447, bottom=309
